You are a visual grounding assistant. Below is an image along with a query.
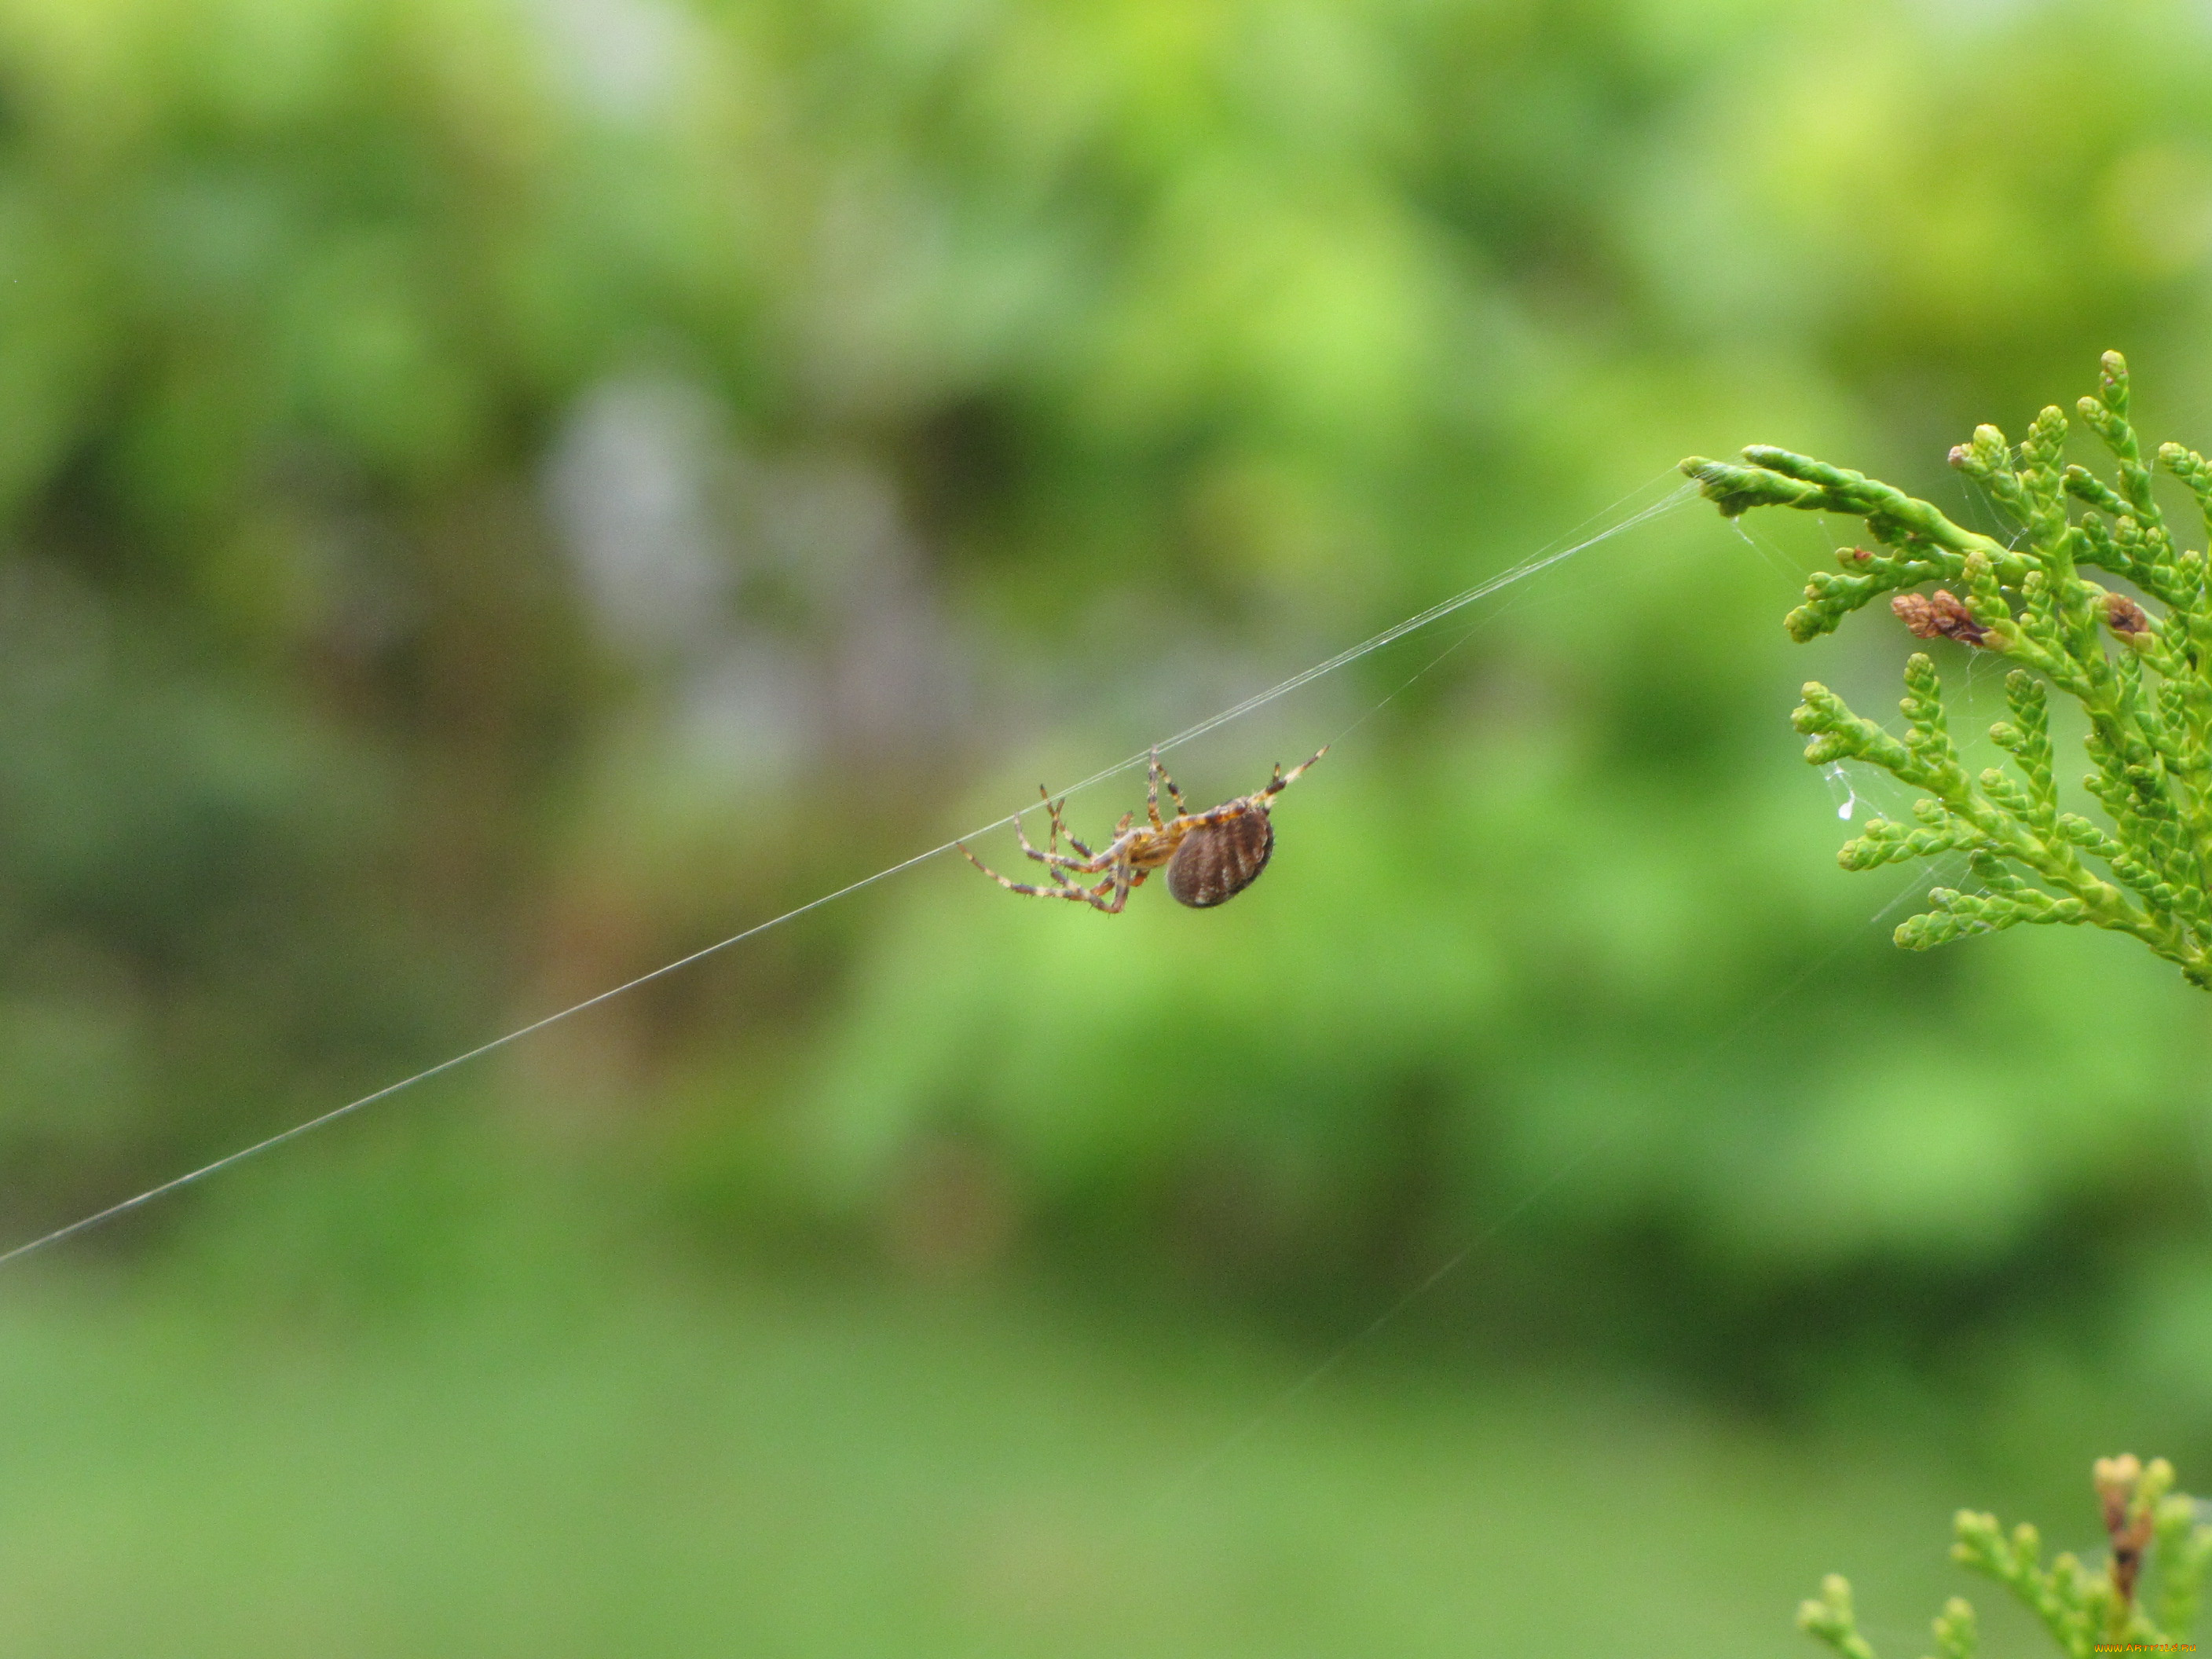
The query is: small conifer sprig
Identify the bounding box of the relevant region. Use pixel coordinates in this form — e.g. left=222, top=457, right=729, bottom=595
left=1681, top=353, right=2212, bottom=987
left=1800, top=1456, right=2212, bottom=1659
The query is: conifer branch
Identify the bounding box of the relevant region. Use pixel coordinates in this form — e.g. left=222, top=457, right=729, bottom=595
left=1802, top=1457, right=2210, bottom=1659
left=1685, top=353, right=2212, bottom=987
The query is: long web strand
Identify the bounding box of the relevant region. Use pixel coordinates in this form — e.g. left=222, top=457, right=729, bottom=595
left=0, top=476, right=1694, bottom=1272
left=1320, top=483, right=1715, bottom=755
left=1046, top=481, right=1694, bottom=803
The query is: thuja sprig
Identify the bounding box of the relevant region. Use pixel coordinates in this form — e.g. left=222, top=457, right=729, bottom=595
left=1800, top=1456, right=2212, bottom=1659
left=1682, top=353, right=2212, bottom=987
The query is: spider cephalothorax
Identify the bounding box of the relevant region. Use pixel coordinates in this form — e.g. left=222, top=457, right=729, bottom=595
left=959, top=747, right=1326, bottom=914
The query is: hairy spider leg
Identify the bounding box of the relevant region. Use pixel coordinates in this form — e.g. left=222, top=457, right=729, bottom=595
left=1074, top=859, right=1146, bottom=912
left=1038, top=789, right=1095, bottom=859
left=1262, top=745, right=1329, bottom=799
left=1011, top=810, right=1079, bottom=873
left=1143, top=749, right=1191, bottom=827
left=1053, top=864, right=1133, bottom=914
left=1103, top=859, right=1135, bottom=913
left=958, top=842, right=1097, bottom=903
left=1024, top=789, right=1064, bottom=865
left=1024, top=788, right=1078, bottom=865
left=1159, top=760, right=1188, bottom=816
left=1011, top=801, right=1116, bottom=875
left=1167, top=745, right=1329, bottom=835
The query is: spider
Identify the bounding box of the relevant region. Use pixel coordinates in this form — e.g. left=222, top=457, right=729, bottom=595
left=959, top=746, right=1327, bottom=913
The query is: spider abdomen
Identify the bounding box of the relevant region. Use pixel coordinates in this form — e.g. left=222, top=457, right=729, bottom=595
left=1166, top=809, right=1274, bottom=908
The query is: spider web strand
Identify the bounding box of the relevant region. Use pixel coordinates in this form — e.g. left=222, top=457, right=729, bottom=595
left=0, top=476, right=1696, bottom=1271
left=1044, top=481, right=1696, bottom=805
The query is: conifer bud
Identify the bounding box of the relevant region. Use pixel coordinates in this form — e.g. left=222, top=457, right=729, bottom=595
left=1892, top=590, right=1989, bottom=645
left=2104, top=591, right=2153, bottom=640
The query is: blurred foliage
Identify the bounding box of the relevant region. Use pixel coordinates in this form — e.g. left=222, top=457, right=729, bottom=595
left=0, top=1257, right=1987, bottom=1657
left=4, top=0, right=2212, bottom=1437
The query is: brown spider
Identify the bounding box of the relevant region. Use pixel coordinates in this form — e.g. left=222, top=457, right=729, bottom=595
left=959, top=746, right=1327, bottom=913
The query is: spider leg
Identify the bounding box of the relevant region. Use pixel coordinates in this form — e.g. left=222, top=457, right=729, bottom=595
left=1019, top=794, right=1061, bottom=866
left=1146, top=749, right=1166, bottom=830
left=1156, top=756, right=1188, bottom=816
left=1089, top=861, right=1134, bottom=914
left=1041, top=790, right=1095, bottom=859
left=1013, top=827, right=1079, bottom=873
left=1013, top=806, right=1097, bottom=873
left=1262, top=745, right=1329, bottom=797
left=960, top=842, right=1094, bottom=902
left=1025, top=788, right=1081, bottom=864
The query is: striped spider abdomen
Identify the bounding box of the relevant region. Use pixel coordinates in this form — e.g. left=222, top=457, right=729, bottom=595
left=1164, top=806, right=1274, bottom=907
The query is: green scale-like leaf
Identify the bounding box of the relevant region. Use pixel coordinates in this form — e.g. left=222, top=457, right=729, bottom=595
left=1683, top=353, right=2212, bottom=989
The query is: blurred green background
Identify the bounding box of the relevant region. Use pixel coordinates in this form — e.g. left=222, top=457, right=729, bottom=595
left=4, top=0, right=2212, bottom=1650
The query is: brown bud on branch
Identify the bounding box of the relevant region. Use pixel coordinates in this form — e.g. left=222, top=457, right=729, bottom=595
left=2095, top=1453, right=2157, bottom=1608
left=2104, top=592, right=2154, bottom=642
left=1892, top=589, right=1990, bottom=646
